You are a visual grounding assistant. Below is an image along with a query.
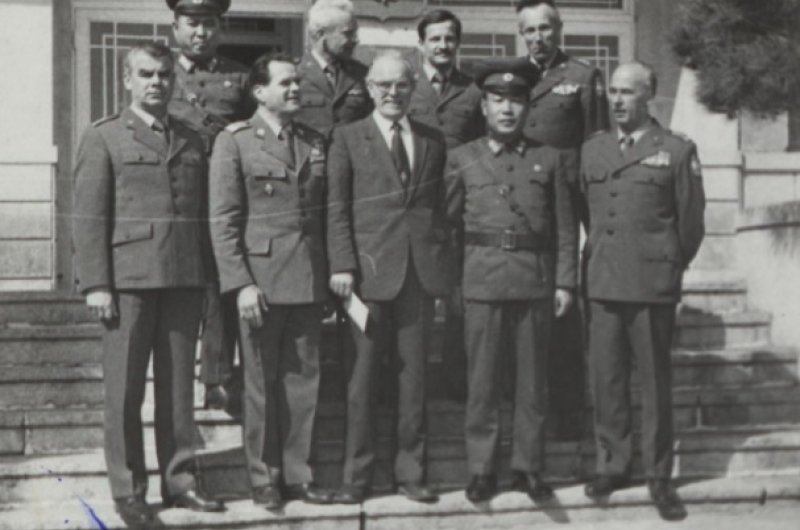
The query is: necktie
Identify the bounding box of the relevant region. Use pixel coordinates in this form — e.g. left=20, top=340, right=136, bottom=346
left=279, top=125, right=296, bottom=168
left=324, top=64, right=338, bottom=88
left=620, top=135, right=634, bottom=152
left=152, top=120, right=169, bottom=144
left=391, top=122, right=411, bottom=184
left=431, top=73, right=444, bottom=96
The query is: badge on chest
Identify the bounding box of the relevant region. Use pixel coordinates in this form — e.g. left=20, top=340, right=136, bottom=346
left=640, top=151, right=671, bottom=168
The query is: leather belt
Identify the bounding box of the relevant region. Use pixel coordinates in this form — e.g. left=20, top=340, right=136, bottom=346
left=464, top=230, right=551, bottom=251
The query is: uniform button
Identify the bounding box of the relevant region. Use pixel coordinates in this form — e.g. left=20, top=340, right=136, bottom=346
left=606, top=228, right=614, bottom=235
left=610, top=191, right=618, bottom=197
left=198, top=80, right=205, bottom=88
left=507, top=165, right=514, bottom=171
left=608, top=210, right=616, bottom=217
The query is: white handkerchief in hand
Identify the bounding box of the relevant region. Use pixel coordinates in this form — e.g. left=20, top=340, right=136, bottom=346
left=344, top=293, right=370, bottom=333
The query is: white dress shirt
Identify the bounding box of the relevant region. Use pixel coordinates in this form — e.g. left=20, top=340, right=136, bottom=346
left=372, top=111, right=415, bottom=171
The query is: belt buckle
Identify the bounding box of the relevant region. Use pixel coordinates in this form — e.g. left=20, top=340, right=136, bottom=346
left=501, top=229, right=517, bottom=251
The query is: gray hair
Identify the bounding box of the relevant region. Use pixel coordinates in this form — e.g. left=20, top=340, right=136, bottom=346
left=308, top=0, right=354, bottom=38
left=614, top=61, right=658, bottom=96
left=367, top=50, right=416, bottom=84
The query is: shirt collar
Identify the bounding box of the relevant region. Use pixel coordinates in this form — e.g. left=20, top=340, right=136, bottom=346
left=178, top=54, right=217, bottom=73
left=256, top=108, right=292, bottom=138
left=422, top=61, right=453, bottom=83
left=617, top=119, right=654, bottom=146
left=372, top=110, right=411, bottom=136
left=529, top=48, right=559, bottom=71
left=311, top=49, right=333, bottom=72
left=487, top=136, right=526, bottom=156
left=129, top=105, right=168, bottom=131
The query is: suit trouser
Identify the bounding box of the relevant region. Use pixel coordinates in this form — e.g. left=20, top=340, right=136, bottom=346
left=548, top=302, right=586, bottom=425
left=342, top=265, right=434, bottom=487
left=239, top=304, right=322, bottom=488
left=464, top=299, right=551, bottom=475
left=587, top=300, right=675, bottom=479
left=199, top=285, right=240, bottom=386
left=102, top=288, right=203, bottom=500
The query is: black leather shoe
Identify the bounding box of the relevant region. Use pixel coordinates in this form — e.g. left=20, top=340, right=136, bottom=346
left=511, top=471, right=554, bottom=501
left=584, top=475, right=630, bottom=499
left=648, top=479, right=686, bottom=521
left=204, top=384, right=228, bottom=410
left=164, top=489, right=225, bottom=512
left=465, top=474, right=497, bottom=503
left=284, top=482, right=332, bottom=504
left=332, top=484, right=370, bottom=504
left=397, top=482, right=439, bottom=503
left=114, top=495, right=152, bottom=526
left=253, top=484, right=283, bottom=510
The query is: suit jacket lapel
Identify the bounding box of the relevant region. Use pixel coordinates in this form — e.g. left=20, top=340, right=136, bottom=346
left=334, top=64, right=360, bottom=104
left=167, top=118, right=188, bottom=163
left=364, top=117, right=406, bottom=195
left=301, top=53, right=334, bottom=98
left=529, top=50, right=568, bottom=103
left=405, top=121, right=428, bottom=205
left=414, top=63, right=440, bottom=105
left=437, top=69, right=468, bottom=108
left=252, top=114, right=294, bottom=169
left=124, top=108, right=168, bottom=157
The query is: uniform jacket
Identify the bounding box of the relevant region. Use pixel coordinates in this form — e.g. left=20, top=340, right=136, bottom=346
left=408, top=61, right=484, bottom=149
left=209, top=113, right=329, bottom=304
left=72, top=107, right=213, bottom=293
left=326, top=115, right=454, bottom=300
left=296, top=52, right=374, bottom=137
left=170, top=54, right=255, bottom=151
left=522, top=50, right=609, bottom=149
left=446, top=138, right=578, bottom=301
left=581, top=121, right=706, bottom=303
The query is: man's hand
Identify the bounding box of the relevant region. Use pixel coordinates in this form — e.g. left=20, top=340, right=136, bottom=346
left=86, top=289, right=117, bottom=321
left=237, top=284, right=268, bottom=328
left=554, top=288, right=574, bottom=318
left=329, top=272, right=355, bottom=299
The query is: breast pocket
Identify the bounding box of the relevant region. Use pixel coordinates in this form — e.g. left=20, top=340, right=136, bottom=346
left=301, top=94, right=326, bottom=108
left=632, top=168, right=673, bottom=200
left=122, top=151, right=159, bottom=165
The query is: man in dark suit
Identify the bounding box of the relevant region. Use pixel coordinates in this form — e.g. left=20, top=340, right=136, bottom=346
left=72, top=41, right=224, bottom=525
left=296, top=0, right=373, bottom=137
left=581, top=63, right=705, bottom=520
left=209, top=53, right=332, bottom=510
left=445, top=59, right=578, bottom=503
left=326, top=51, right=453, bottom=504
left=167, top=0, right=255, bottom=414
left=516, top=0, right=611, bottom=440
left=408, top=8, right=484, bottom=402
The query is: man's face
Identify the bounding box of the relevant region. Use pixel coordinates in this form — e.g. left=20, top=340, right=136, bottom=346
left=323, top=15, right=359, bottom=60
left=419, top=20, right=459, bottom=70
left=518, top=5, right=562, bottom=65
left=124, top=51, right=174, bottom=114
left=253, top=61, right=301, bottom=117
left=172, top=14, right=221, bottom=61
left=367, top=59, right=415, bottom=121
left=608, top=66, right=652, bottom=132
left=481, top=92, right=528, bottom=139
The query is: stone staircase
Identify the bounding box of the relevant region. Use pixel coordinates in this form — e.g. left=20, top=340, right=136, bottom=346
left=0, top=272, right=799, bottom=528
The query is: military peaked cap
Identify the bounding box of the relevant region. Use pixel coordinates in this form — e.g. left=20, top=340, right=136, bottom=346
left=474, top=58, right=539, bottom=96
left=166, top=0, right=230, bottom=15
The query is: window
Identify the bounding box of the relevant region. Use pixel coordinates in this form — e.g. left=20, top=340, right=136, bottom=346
left=430, top=0, right=623, bottom=9
left=563, top=34, right=620, bottom=82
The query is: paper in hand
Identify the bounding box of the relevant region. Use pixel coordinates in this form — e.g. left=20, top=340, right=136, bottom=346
left=344, top=293, right=369, bottom=333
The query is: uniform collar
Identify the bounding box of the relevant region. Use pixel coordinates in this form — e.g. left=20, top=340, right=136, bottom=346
left=529, top=48, right=560, bottom=72
left=617, top=118, right=654, bottom=146
left=422, top=61, right=453, bottom=83
left=178, top=53, right=218, bottom=73
left=129, top=104, right=169, bottom=132
left=311, top=48, right=335, bottom=72
left=487, top=136, right=526, bottom=156
left=256, top=108, right=293, bottom=138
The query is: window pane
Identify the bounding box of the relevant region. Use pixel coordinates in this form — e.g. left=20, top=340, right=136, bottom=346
left=430, top=0, right=622, bottom=8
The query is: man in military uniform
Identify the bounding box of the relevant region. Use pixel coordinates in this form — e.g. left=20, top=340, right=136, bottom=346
left=445, top=59, right=578, bottom=503
left=409, top=8, right=484, bottom=402
left=167, top=0, right=255, bottom=413
left=72, top=42, right=224, bottom=525
left=581, top=63, right=705, bottom=520
left=209, top=53, right=332, bottom=510
left=516, top=0, right=611, bottom=440
left=296, top=0, right=373, bottom=137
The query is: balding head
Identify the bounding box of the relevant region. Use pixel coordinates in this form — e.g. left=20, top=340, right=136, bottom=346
left=308, top=0, right=358, bottom=60
left=366, top=50, right=416, bottom=121
left=609, top=62, right=658, bottom=133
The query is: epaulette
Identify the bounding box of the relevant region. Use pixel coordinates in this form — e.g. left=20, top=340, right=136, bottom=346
left=92, top=114, right=119, bottom=127
left=666, top=129, right=693, bottom=143
left=571, top=57, right=593, bottom=69
left=225, top=120, right=251, bottom=134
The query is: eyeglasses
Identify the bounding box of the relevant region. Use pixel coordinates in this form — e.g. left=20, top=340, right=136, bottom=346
left=369, top=80, right=414, bottom=94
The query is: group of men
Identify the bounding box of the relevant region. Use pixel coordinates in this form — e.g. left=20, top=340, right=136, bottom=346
left=71, top=0, right=705, bottom=525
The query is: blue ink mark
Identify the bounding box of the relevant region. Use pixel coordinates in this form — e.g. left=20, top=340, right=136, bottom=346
left=79, top=497, right=108, bottom=530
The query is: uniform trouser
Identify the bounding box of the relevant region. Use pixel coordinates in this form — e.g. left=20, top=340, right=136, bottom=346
left=441, top=290, right=467, bottom=399
left=342, top=265, right=433, bottom=487
left=464, top=299, right=551, bottom=475
left=587, top=300, right=676, bottom=479
left=548, top=302, right=586, bottom=425
left=239, top=304, right=323, bottom=488
left=102, top=288, right=203, bottom=500
left=199, top=285, right=239, bottom=386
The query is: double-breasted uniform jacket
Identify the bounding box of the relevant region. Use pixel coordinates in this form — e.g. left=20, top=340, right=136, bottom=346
left=445, top=138, right=579, bottom=301
left=72, top=107, right=214, bottom=293
left=296, top=52, right=374, bottom=137
left=170, top=54, right=255, bottom=152
left=407, top=62, right=484, bottom=149
left=326, top=116, right=454, bottom=301
left=209, top=113, right=330, bottom=304
left=581, top=121, right=706, bottom=303
left=522, top=49, right=610, bottom=149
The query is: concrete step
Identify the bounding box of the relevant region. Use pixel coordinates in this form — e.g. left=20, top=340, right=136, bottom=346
left=680, top=274, right=748, bottom=314
left=674, top=311, right=771, bottom=349
left=0, top=468, right=798, bottom=530
left=0, top=323, right=102, bottom=365
left=0, top=292, right=90, bottom=325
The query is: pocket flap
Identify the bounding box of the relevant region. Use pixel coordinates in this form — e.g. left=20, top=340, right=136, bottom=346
left=112, top=223, right=153, bottom=246
left=123, top=151, right=159, bottom=165
left=633, top=171, right=671, bottom=187
left=301, top=94, right=326, bottom=107
left=252, top=164, right=287, bottom=180
left=585, top=170, right=607, bottom=183
left=246, top=238, right=271, bottom=256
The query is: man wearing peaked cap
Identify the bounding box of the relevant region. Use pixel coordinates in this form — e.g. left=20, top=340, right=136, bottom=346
left=166, top=0, right=254, bottom=418
left=445, top=56, right=578, bottom=503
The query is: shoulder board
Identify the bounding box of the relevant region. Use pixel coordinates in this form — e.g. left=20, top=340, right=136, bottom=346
left=169, top=115, right=197, bottom=131
left=570, top=57, right=593, bottom=69
left=225, top=121, right=251, bottom=134
left=586, top=129, right=607, bottom=140
left=665, top=129, right=693, bottom=143
left=91, top=114, right=119, bottom=127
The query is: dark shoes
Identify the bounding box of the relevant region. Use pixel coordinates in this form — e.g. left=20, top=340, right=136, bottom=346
left=584, top=475, right=631, bottom=499
left=397, top=482, right=439, bottom=503
left=204, top=384, right=228, bottom=410
left=253, top=484, right=283, bottom=510
left=332, top=484, right=370, bottom=504
left=114, top=495, right=152, bottom=526
left=649, top=479, right=686, bottom=521
left=465, top=474, right=497, bottom=503
left=511, top=471, right=554, bottom=501
left=284, top=482, right=333, bottom=504
left=164, top=489, right=225, bottom=512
